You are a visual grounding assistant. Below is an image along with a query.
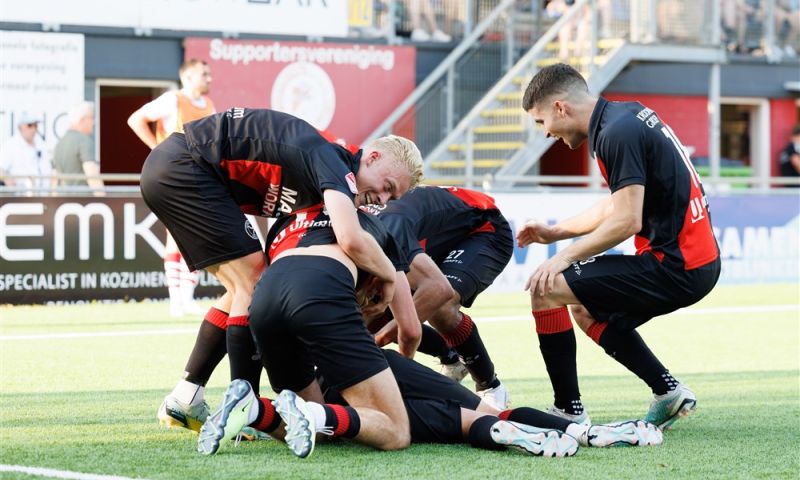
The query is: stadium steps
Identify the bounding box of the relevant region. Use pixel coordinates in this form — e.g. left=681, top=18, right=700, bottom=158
left=430, top=33, right=623, bottom=182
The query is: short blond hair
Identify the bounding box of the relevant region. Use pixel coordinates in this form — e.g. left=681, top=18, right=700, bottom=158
left=366, top=135, right=424, bottom=189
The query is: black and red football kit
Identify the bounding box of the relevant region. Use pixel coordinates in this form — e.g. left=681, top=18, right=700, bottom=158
left=372, top=185, right=513, bottom=307
left=140, top=108, right=359, bottom=271
left=565, top=97, right=721, bottom=330
left=250, top=208, right=407, bottom=393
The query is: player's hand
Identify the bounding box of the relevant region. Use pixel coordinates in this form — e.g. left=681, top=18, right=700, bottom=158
left=361, top=279, right=394, bottom=320
left=525, top=255, right=572, bottom=297
left=374, top=320, right=398, bottom=347
left=516, top=220, right=559, bottom=247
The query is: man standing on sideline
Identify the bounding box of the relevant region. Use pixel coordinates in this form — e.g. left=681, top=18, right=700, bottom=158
left=0, top=113, right=52, bottom=195
left=52, top=102, right=104, bottom=196
left=517, top=64, right=720, bottom=429
left=139, top=107, right=423, bottom=434
left=128, top=58, right=215, bottom=317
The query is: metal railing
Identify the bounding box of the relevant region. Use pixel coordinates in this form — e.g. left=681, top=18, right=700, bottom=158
left=367, top=0, right=798, bottom=191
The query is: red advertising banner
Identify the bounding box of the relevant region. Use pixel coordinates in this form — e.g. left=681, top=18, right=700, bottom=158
left=184, top=38, right=416, bottom=144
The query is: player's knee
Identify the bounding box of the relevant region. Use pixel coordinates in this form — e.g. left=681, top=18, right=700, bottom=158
left=570, top=305, right=594, bottom=333
left=530, top=291, right=563, bottom=311
left=430, top=298, right=462, bottom=331
left=378, top=425, right=411, bottom=451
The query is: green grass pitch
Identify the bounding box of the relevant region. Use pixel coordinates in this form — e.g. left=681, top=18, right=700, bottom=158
left=1, top=283, right=798, bottom=479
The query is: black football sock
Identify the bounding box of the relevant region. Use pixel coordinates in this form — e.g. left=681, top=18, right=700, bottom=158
left=467, top=415, right=505, bottom=451
left=226, top=318, right=262, bottom=396
left=183, top=308, right=228, bottom=385
left=321, top=404, right=361, bottom=438
left=533, top=307, right=584, bottom=416
left=250, top=397, right=282, bottom=434
left=498, top=407, right=571, bottom=431
left=418, top=324, right=460, bottom=364
left=598, top=327, right=675, bottom=395
left=441, top=313, right=498, bottom=390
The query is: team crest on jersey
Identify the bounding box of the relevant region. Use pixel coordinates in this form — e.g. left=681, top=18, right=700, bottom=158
left=345, top=172, right=358, bottom=194
left=244, top=219, right=258, bottom=240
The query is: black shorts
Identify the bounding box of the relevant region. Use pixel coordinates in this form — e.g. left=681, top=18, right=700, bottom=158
left=321, top=349, right=479, bottom=444
left=429, top=223, right=513, bottom=308
left=248, top=255, right=389, bottom=393
left=140, top=133, right=262, bottom=271
left=564, top=253, right=721, bottom=331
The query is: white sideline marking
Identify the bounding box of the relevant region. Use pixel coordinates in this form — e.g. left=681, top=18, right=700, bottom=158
left=0, top=328, right=196, bottom=341
left=0, top=304, right=797, bottom=341
left=0, top=464, right=146, bottom=480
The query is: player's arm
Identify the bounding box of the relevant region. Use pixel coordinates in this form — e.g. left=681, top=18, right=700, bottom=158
left=559, top=184, right=643, bottom=261
left=126, top=107, right=159, bottom=149
left=527, top=184, right=643, bottom=295
left=126, top=92, right=174, bottom=149
left=517, top=195, right=613, bottom=247
left=405, top=253, right=455, bottom=322
left=325, top=189, right=397, bottom=299
left=389, top=272, right=421, bottom=358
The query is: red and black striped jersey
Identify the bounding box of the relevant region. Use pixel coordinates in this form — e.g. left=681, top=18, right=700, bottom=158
left=265, top=206, right=409, bottom=277
left=183, top=108, right=359, bottom=218
left=367, top=185, right=509, bottom=261
left=588, top=97, right=719, bottom=270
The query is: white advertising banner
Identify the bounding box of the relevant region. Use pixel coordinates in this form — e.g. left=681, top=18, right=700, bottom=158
left=486, top=192, right=799, bottom=292
left=0, top=31, right=85, bottom=154
left=1, top=0, right=348, bottom=37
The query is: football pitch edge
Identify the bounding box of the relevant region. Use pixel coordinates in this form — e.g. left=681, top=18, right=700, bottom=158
left=0, top=464, right=140, bottom=480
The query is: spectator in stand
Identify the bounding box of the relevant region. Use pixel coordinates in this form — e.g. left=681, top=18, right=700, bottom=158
left=546, top=0, right=590, bottom=62
left=52, top=102, right=104, bottom=196
left=0, top=112, right=52, bottom=196
left=778, top=124, right=800, bottom=185
left=127, top=59, right=215, bottom=318
left=775, top=0, right=799, bottom=58
left=408, top=0, right=452, bottom=42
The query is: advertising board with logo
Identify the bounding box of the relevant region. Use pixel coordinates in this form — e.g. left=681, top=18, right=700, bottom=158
left=2, top=193, right=796, bottom=304
left=489, top=193, right=800, bottom=292
left=184, top=38, right=416, bottom=144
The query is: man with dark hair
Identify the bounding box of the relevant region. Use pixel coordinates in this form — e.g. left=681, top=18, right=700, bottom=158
left=140, top=107, right=423, bottom=433
left=364, top=185, right=514, bottom=409
left=518, top=63, right=720, bottom=429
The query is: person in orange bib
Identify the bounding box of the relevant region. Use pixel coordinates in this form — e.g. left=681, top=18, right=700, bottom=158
left=128, top=58, right=215, bottom=319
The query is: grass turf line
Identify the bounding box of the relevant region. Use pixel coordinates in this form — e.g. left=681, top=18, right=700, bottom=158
left=0, top=283, right=798, bottom=479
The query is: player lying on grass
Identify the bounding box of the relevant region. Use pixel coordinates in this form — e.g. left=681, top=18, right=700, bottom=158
left=197, top=348, right=662, bottom=458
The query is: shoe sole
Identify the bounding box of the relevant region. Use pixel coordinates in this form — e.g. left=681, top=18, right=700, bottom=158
left=491, top=421, right=578, bottom=457
left=659, top=398, right=697, bottom=430
left=197, top=380, right=252, bottom=456
left=273, top=391, right=316, bottom=459
left=588, top=420, right=663, bottom=447
left=159, top=412, right=203, bottom=433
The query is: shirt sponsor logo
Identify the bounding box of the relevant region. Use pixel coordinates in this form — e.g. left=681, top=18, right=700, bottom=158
left=345, top=172, right=358, bottom=194
left=262, top=184, right=299, bottom=216
left=646, top=114, right=659, bottom=128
